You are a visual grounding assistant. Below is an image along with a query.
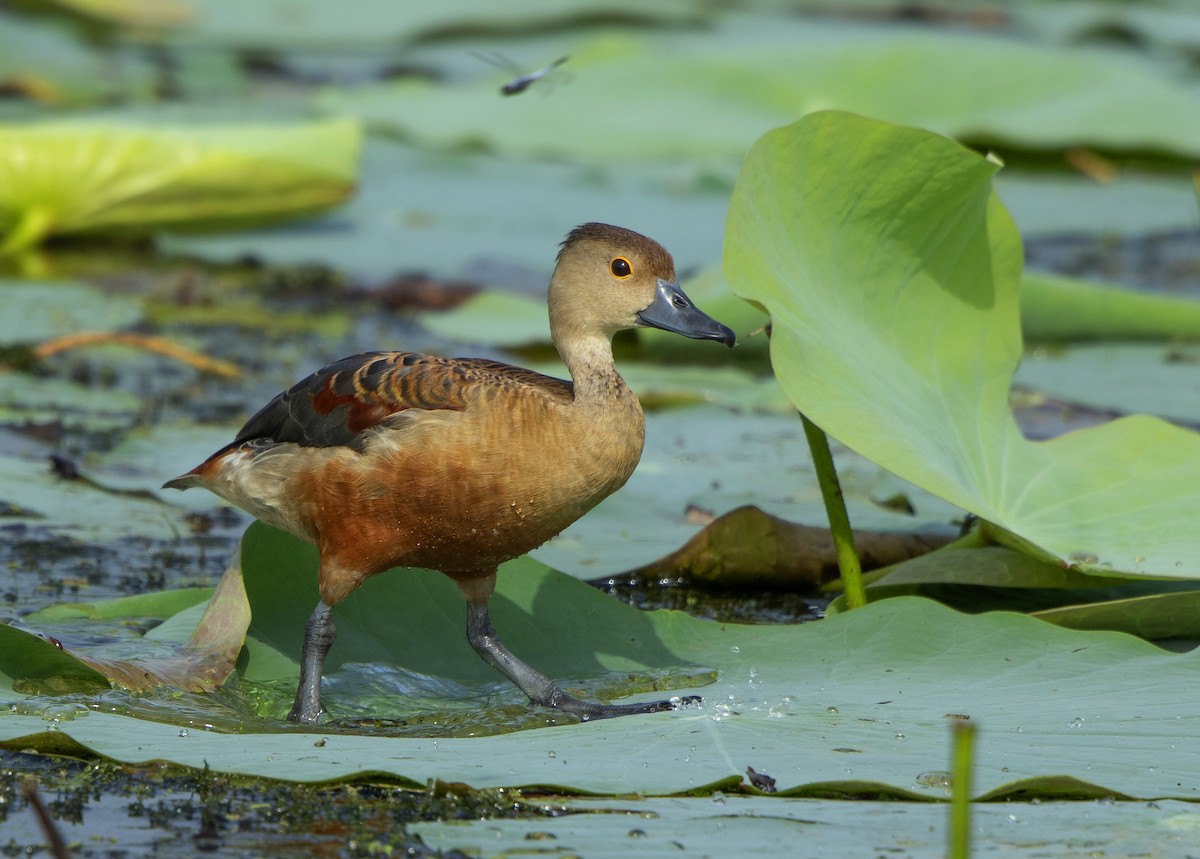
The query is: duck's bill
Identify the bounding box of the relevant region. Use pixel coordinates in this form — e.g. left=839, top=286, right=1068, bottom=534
left=637, top=279, right=736, bottom=347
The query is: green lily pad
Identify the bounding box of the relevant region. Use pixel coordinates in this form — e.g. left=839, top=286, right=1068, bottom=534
left=1032, top=591, right=1200, bottom=641
left=0, top=280, right=142, bottom=344
left=25, top=588, right=213, bottom=624
left=1015, top=343, right=1200, bottom=426
left=159, top=137, right=731, bottom=281
left=412, top=796, right=1200, bottom=859
left=0, top=375, right=142, bottom=434
left=871, top=543, right=1108, bottom=591
left=536, top=408, right=961, bottom=578
left=724, top=111, right=1200, bottom=579
left=320, top=19, right=1200, bottom=163
left=166, top=0, right=702, bottom=49
left=0, top=548, right=247, bottom=693
left=996, top=170, right=1200, bottom=237
left=1020, top=275, right=1200, bottom=343
left=0, top=15, right=154, bottom=108
left=0, top=117, right=361, bottom=253
left=4, top=524, right=1200, bottom=799
left=418, top=290, right=549, bottom=348
left=0, top=451, right=184, bottom=541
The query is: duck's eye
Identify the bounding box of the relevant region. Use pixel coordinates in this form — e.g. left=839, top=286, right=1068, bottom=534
left=610, top=257, right=632, bottom=278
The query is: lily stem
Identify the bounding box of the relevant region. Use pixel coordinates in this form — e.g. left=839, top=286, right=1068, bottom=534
left=799, top=412, right=866, bottom=609
left=949, top=719, right=976, bottom=859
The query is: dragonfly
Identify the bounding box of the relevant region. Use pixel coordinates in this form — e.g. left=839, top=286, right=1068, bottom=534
left=473, top=53, right=570, bottom=96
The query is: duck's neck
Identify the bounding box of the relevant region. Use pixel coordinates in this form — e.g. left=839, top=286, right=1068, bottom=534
left=555, top=331, right=632, bottom=408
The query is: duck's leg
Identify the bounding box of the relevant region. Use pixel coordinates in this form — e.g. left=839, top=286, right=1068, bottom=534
left=288, top=600, right=336, bottom=723
left=458, top=574, right=690, bottom=721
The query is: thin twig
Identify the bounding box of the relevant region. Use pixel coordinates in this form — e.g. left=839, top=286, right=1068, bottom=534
left=33, top=331, right=241, bottom=378
left=21, top=780, right=73, bottom=859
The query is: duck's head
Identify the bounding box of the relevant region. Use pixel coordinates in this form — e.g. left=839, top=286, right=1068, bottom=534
left=550, top=223, right=735, bottom=349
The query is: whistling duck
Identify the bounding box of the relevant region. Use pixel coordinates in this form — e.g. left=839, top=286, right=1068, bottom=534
left=165, top=223, right=735, bottom=723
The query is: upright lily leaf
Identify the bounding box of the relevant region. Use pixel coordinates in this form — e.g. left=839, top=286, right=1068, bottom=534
left=0, top=118, right=361, bottom=253
left=724, top=112, right=1200, bottom=579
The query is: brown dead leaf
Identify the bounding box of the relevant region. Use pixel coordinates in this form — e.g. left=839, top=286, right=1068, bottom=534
left=636, top=505, right=952, bottom=590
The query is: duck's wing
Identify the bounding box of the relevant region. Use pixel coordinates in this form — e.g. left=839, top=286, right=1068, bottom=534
left=234, top=351, right=573, bottom=451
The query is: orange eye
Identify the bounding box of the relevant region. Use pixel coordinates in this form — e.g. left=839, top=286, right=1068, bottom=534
left=610, top=257, right=632, bottom=278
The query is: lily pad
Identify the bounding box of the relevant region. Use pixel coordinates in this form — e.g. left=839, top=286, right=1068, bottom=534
left=535, top=408, right=962, bottom=578
left=320, top=18, right=1200, bottom=163
left=412, top=796, right=1200, bottom=859
left=0, top=375, right=143, bottom=434
left=25, top=587, right=213, bottom=623
left=418, top=290, right=549, bottom=348
left=996, top=170, right=1200, bottom=237
left=159, top=136, right=731, bottom=281
left=165, top=0, right=703, bottom=49
left=1014, top=343, right=1200, bottom=426
left=0, top=280, right=142, bottom=344
left=0, top=15, right=154, bottom=108
left=0, top=451, right=186, bottom=541
left=1020, top=274, right=1200, bottom=343
left=0, top=117, right=361, bottom=253
left=4, top=525, right=1200, bottom=799
left=0, top=548, right=246, bottom=692
left=1032, top=591, right=1200, bottom=641
left=724, top=111, right=1200, bottom=578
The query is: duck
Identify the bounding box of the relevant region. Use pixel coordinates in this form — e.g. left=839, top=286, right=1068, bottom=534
left=165, top=223, right=735, bottom=724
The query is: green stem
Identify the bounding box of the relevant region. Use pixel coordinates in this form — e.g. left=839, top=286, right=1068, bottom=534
left=0, top=207, right=55, bottom=256
left=799, top=412, right=866, bottom=609
left=949, top=719, right=976, bottom=859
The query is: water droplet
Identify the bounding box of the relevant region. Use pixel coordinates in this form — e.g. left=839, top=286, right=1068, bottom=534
left=1069, top=717, right=1084, bottom=729
left=916, top=771, right=952, bottom=788
left=547, top=750, right=557, bottom=759
left=729, top=645, right=740, bottom=654
left=826, top=706, right=839, bottom=714
left=628, top=829, right=647, bottom=839
left=1015, top=726, right=1024, bottom=733
left=178, top=729, right=189, bottom=738
left=1007, top=814, right=1019, bottom=823
left=748, top=666, right=760, bottom=680
left=689, top=746, right=697, bottom=753
left=710, top=791, right=726, bottom=806
left=894, top=733, right=905, bottom=742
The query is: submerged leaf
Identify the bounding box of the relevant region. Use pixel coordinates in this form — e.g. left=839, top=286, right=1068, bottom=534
left=724, top=111, right=1200, bottom=579
left=0, top=118, right=361, bottom=253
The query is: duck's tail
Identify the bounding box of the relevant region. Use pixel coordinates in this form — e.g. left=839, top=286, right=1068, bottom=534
left=162, top=470, right=204, bottom=491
